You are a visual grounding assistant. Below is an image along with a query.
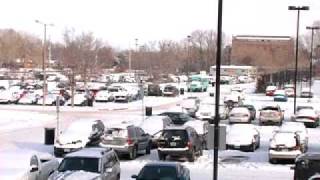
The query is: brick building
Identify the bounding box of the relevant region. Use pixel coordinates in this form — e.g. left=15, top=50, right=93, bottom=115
left=230, top=35, right=309, bottom=73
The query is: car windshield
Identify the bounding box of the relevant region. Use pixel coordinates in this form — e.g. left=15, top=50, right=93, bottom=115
left=262, top=106, right=279, bottom=111
left=138, top=166, right=178, bottom=180
left=58, top=157, right=100, bottom=173
left=162, top=130, right=188, bottom=141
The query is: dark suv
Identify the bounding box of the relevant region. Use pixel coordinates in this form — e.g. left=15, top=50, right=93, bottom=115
left=132, top=162, right=190, bottom=180
left=292, top=153, right=320, bottom=180
left=100, top=123, right=152, bottom=160
left=49, top=148, right=121, bottom=180
left=157, top=126, right=203, bottom=162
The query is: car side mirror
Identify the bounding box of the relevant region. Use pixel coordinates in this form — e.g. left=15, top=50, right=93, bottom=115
left=30, top=165, right=39, bottom=172
left=131, top=175, right=138, bottom=179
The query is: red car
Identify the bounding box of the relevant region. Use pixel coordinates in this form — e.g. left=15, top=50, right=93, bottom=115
left=265, top=86, right=277, bottom=96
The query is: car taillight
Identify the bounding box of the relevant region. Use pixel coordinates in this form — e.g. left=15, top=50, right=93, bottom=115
left=187, top=141, right=192, bottom=149
left=127, top=138, right=133, bottom=145
left=308, top=116, right=316, bottom=121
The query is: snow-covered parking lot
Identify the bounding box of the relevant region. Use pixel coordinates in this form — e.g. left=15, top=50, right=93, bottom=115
left=1, top=81, right=320, bottom=179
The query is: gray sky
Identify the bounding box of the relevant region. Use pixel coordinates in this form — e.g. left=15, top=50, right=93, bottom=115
left=1, top=0, right=320, bottom=49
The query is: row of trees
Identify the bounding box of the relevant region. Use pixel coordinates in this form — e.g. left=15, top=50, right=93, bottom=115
left=0, top=22, right=319, bottom=77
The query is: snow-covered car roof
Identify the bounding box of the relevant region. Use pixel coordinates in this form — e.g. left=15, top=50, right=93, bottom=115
left=65, top=147, right=111, bottom=158
left=266, top=86, right=277, bottom=91
left=271, top=131, right=297, bottom=145
left=297, top=109, right=317, bottom=116
left=274, top=90, right=286, bottom=95
left=228, top=124, right=256, bottom=132
left=302, top=87, right=313, bottom=92
left=184, top=120, right=208, bottom=134
left=230, top=107, right=250, bottom=114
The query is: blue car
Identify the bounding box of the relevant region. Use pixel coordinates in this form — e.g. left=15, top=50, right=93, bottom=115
left=131, top=162, right=190, bottom=180
left=273, top=90, right=288, bottom=102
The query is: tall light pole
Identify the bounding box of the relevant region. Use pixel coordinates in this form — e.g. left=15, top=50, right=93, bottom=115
left=288, top=6, right=309, bottom=114
left=35, top=20, right=54, bottom=106
left=187, top=35, right=191, bottom=77
left=213, top=0, right=223, bottom=180
left=306, top=26, right=320, bottom=101
left=135, top=38, right=139, bottom=71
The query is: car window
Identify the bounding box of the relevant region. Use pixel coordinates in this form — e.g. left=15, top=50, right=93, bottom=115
left=58, top=157, right=100, bottom=173
left=138, top=166, right=178, bottom=179
left=30, top=155, right=39, bottom=166
left=262, top=106, right=279, bottom=111
left=163, top=130, right=188, bottom=141
left=106, top=128, right=128, bottom=138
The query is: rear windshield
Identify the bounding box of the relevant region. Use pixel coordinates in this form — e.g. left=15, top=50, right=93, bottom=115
left=139, top=166, right=178, bottom=180
left=162, top=130, right=188, bottom=141
left=58, top=157, right=100, bottom=173
left=106, top=128, right=127, bottom=137
left=262, top=107, right=279, bottom=111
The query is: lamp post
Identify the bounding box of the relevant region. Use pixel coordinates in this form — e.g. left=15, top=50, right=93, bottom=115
left=187, top=35, right=191, bottom=77
left=213, top=0, right=223, bottom=180
left=35, top=20, right=54, bottom=106
left=288, top=6, right=309, bottom=114
left=306, top=26, right=320, bottom=101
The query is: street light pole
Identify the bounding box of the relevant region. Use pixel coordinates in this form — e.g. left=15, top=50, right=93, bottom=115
left=35, top=20, right=54, bottom=106
left=213, top=0, right=223, bottom=180
left=306, top=26, right=320, bottom=101
left=187, top=35, right=191, bottom=77
left=288, top=6, right=309, bottom=114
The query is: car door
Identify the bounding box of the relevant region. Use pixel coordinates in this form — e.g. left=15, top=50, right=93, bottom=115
left=135, top=127, right=148, bottom=150
left=102, top=155, right=114, bottom=180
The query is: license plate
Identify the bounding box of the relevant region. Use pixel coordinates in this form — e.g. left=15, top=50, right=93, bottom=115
left=170, top=142, right=177, bottom=147
left=64, top=149, right=71, bottom=152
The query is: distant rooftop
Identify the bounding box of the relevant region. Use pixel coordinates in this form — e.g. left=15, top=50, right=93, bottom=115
left=233, top=35, right=292, bottom=41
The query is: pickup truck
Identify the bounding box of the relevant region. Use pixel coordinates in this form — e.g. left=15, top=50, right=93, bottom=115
left=0, top=150, right=59, bottom=180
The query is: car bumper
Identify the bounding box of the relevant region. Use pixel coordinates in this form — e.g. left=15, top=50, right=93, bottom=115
left=229, top=117, right=250, bottom=123
left=227, top=143, right=252, bottom=151
left=269, top=150, right=301, bottom=160
left=158, top=147, right=190, bottom=156
left=99, top=144, right=133, bottom=154
left=260, top=117, right=281, bottom=124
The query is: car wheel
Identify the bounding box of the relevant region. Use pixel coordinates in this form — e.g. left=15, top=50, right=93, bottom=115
left=199, top=146, right=203, bottom=156
left=269, top=158, right=277, bottom=164
left=188, top=148, right=195, bottom=162
left=129, top=146, right=137, bottom=160
left=249, top=142, right=256, bottom=152
left=259, top=121, right=263, bottom=126
left=116, top=174, right=120, bottom=180
left=146, top=142, right=151, bottom=154
left=158, top=152, right=166, bottom=161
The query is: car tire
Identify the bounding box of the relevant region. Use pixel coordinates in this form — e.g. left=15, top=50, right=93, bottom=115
left=116, top=174, right=120, bottom=180
left=146, top=142, right=151, bottom=154
left=129, top=146, right=137, bottom=160
left=188, top=148, right=195, bottom=162
left=199, top=147, right=203, bottom=156
left=259, top=121, right=263, bottom=126
left=158, top=152, right=166, bottom=161
left=269, top=158, right=277, bottom=164
left=249, top=143, right=256, bottom=152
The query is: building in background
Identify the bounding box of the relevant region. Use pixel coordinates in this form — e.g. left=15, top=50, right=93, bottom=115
left=210, top=65, right=257, bottom=77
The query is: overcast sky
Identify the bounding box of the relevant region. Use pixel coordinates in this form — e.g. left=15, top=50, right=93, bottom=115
left=1, top=0, right=319, bottom=49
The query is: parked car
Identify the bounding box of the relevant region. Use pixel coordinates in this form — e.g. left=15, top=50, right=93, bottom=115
left=17, top=92, right=39, bottom=104
left=259, top=105, right=284, bottom=126
left=66, top=92, right=93, bottom=106
left=268, top=131, right=302, bottom=164
left=113, top=89, right=132, bottom=102
left=238, top=104, right=256, bottom=120
left=301, top=88, right=313, bottom=98
left=279, top=122, right=308, bottom=153
left=291, top=153, right=320, bottom=180
left=163, top=85, right=179, bottom=97
left=0, top=90, right=20, bottom=104
left=184, top=120, right=209, bottom=149
left=266, top=85, right=277, bottom=96
left=196, top=99, right=228, bottom=121
left=229, top=107, right=252, bottom=124
left=37, top=93, right=65, bottom=106
left=0, top=150, right=59, bottom=180
left=49, top=148, right=120, bottom=180
left=226, top=124, right=260, bottom=152
left=159, top=112, right=193, bottom=125
left=181, top=96, right=200, bottom=117
left=292, top=108, right=319, bottom=128
left=131, top=162, right=190, bottom=180
left=54, top=120, right=105, bottom=157
left=157, top=126, right=203, bottom=162
left=95, top=90, right=114, bottom=102
left=100, top=123, right=152, bottom=160
left=273, top=90, right=288, bottom=102
left=140, top=115, right=173, bottom=148
left=147, top=83, right=162, bottom=96
left=285, top=87, right=295, bottom=97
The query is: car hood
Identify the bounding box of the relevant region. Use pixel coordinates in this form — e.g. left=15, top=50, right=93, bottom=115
left=227, top=133, right=253, bottom=144
left=49, top=171, right=100, bottom=180
left=57, top=133, right=89, bottom=145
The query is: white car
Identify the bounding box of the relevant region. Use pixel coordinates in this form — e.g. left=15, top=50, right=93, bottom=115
left=54, top=119, right=105, bottom=157
left=293, top=109, right=319, bottom=128
left=196, top=99, right=227, bottom=120
left=285, top=87, right=295, bottom=97
left=113, top=89, right=131, bottom=102
left=279, top=122, right=308, bottom=152
left=269, top=131, right=302, bottom=163
left=37, top=93, right=65, bottom=106
left=0, top=150, right=59, bottom=180
left=181, top=97, right=200, bottom=117
left=229, top=107, right=251, bottom=124
left=66, top=93, right=90, bottom=106
left=0, top=90, right=20, bottom=103
left=301, top=88, right=313, bottom=98
left=226, top=124, right=260, bottom=152
left=95, top=90, right=114, bottom=102
left=18, top=92, right=39, bottom=104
